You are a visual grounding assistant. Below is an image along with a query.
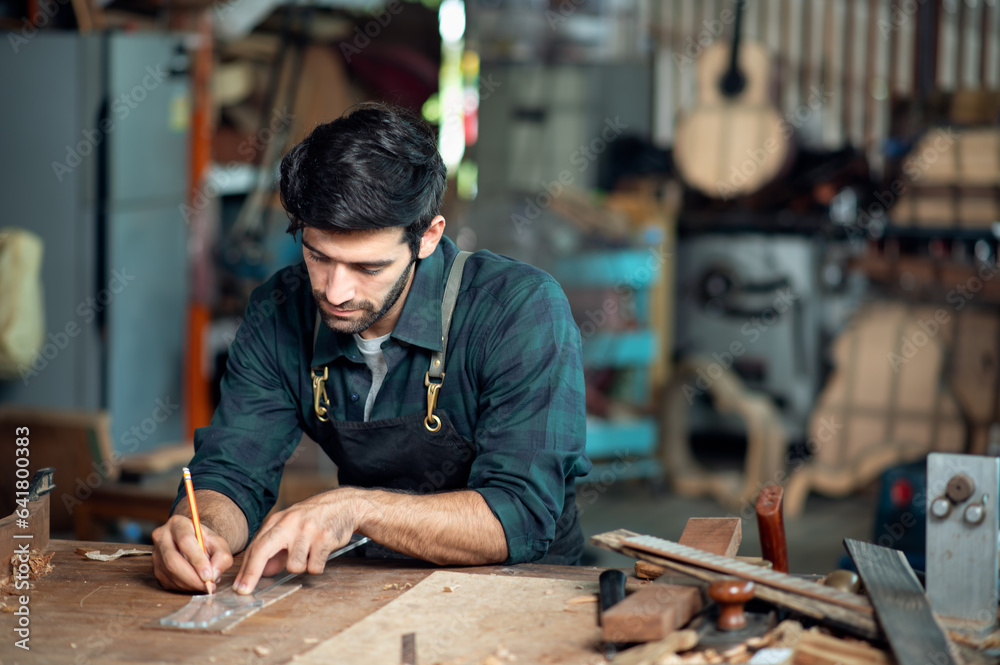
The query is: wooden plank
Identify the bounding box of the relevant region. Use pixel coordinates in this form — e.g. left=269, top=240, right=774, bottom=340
left=678, top=517, right=742, bottom=557
left=613, top=629, right=699, bottom=665
left=844, top=539, right=961, bottom=665
left=602, top=584, right=703, bottom=643
left=794, top=628, right=895, bottom=665
left=295, top=571, right=603, bottom=665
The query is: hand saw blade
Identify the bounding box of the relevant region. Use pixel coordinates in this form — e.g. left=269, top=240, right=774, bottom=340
left=159, top=535, right=371, bottom=628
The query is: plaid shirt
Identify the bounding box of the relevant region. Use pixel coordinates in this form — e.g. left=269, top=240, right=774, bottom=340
left=183, top=236, right=590, bottom=564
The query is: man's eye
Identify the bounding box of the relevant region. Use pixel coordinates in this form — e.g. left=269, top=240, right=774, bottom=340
left=361, top=267, right=383, bottom=276
left=308, top=252, right=329, bottom=263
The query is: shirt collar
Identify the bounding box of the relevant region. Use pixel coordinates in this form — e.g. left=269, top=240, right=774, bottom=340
left=310, top=235, right=458, bottom=367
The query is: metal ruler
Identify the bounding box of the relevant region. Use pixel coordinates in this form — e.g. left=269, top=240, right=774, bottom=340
left=159, top=536, right=370, bottom=630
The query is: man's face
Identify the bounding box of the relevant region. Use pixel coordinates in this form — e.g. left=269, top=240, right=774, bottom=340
left=302, top=226, right=415, bottom=338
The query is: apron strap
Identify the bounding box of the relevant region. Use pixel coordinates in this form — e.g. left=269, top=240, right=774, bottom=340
left=424, top=250, right=472, bottom=432
left=428, top=250, right=472, bottom=381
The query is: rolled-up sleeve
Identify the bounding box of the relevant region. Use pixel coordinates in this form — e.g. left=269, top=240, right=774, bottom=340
left=467, top=277, right=590, bottom=564
left=175, top=289, right=303, bottom=538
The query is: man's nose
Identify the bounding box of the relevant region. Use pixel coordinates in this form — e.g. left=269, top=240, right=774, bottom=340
left=325, top=265, right=357, bottom=306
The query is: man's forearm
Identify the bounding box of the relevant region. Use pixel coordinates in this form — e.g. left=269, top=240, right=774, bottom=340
left=172, top=489, right=250, bottom=554
left=347, top=488, right=508, bottom=565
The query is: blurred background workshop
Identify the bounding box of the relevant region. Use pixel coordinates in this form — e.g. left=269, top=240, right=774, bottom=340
left=1, top=0, right=1000, bottom=625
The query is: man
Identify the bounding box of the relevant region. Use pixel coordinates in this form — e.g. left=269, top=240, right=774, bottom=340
left=152, top=103, right=590, bottom=596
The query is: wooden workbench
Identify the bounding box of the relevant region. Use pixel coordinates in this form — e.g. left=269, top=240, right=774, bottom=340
left=0, top=540, right=620, bottom=665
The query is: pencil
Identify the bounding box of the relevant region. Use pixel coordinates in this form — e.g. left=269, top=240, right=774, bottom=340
left=182, top=466, right=214, bottom=594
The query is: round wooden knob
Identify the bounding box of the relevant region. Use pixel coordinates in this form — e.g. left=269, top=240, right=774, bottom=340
left=708, top=578, right=755, bottom=631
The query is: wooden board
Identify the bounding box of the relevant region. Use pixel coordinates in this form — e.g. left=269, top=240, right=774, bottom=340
left=602, top=583, right=702, bottom=643
left=844, top=539, right=960, bottom=665
left=678, top=517, right=742, bottom=557
left=296, top=570, right=604, bottom=665
left=794, top=628, right=895, bottom=665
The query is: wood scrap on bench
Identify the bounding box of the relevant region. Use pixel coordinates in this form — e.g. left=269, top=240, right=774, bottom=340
left=608, top=517, right=742, bottom=642
left=637, top=516, right=742, bottom=580
left=793, top=628, right=895, bottom=665
left=592, top=529, right=878, bottom=640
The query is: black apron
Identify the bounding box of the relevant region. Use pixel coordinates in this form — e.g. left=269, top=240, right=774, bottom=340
left=308, top=251, right=583, bottom=565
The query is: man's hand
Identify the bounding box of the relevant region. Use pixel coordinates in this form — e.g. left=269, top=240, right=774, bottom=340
left=233, top=487, right=508, bottom=595
left=152, top=515, right=233, bottom=593
left=233, top=491, right=360, bottom=595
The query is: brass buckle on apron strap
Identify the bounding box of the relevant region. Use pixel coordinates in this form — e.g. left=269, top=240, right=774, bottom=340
left=312, top=366, right=330, bottom=422
left=424, top=371, right=443, bottom=432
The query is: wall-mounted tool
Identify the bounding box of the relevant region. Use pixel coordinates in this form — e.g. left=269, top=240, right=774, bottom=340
left=925, top=452, right=1000, bottom=639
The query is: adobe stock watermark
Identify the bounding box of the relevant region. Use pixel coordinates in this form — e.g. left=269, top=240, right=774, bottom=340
left=887, top=259, right=999, bottom=373
left=180, top=108, right=293, bottom=224
left=61, top=396, right=180, bottom=515
left=577, top=451, right=633, bottom=517
left=576, top=245, right=674, bottom=340
left=7, top=0, right=71, bottom=54
left=51, top=65, right=169, bottom=182
left=510, top=116, right=629, bottom=235
left=672, top=0, right=751, bottom=70
left=17, top=268, right=135, bottom=386
left=716, top=86, right=833, bottom=200
left=681, top=287, right=800, bottom=404
left=338, top=0, right=405, bottom=63
left=734, top=416, right=844, bottom=520
left=877, top=0, right=930, bottom=36
left=843, top=127, right=956, bottom=244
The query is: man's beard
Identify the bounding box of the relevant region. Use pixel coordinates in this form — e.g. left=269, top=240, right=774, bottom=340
left=313, top=260, right=414, bottom=335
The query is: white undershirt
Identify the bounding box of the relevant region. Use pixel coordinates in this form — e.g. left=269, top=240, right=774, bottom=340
left=353, top=332, right=392, bottom=422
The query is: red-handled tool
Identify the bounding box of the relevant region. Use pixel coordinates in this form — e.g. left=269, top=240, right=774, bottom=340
left=755, top=485, right=789, bottom=573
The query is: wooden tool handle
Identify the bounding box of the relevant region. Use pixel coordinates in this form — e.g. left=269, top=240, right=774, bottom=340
left=755, top=485, right=789, bottom=573
left=709, top=578, right=755, bottom=631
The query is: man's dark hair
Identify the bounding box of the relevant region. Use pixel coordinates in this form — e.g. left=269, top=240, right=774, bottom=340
left=280, top=102, right=447, bottom=259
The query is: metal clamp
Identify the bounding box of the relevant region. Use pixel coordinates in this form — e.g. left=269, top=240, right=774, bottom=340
left=312, top=366, right=329, bottom=422
left=424, top=371, right=443, bottom=432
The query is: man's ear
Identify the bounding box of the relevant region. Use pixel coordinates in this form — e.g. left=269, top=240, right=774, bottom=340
left=417, top=216, right=446, bottom=259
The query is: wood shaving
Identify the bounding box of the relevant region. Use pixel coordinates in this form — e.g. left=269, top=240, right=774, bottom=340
left=381, top=582, right=413, bottom=591
left=252, top=645, right=271, bottom=657
left=443, top=585, right=460, bottom=592
left=565, top=594, right=598, bottom=605
left=493, top=645, right=516, bottom=662
left=3, top=549, right=54, bottom=592
left=75, top=547, right=152, bottom=561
